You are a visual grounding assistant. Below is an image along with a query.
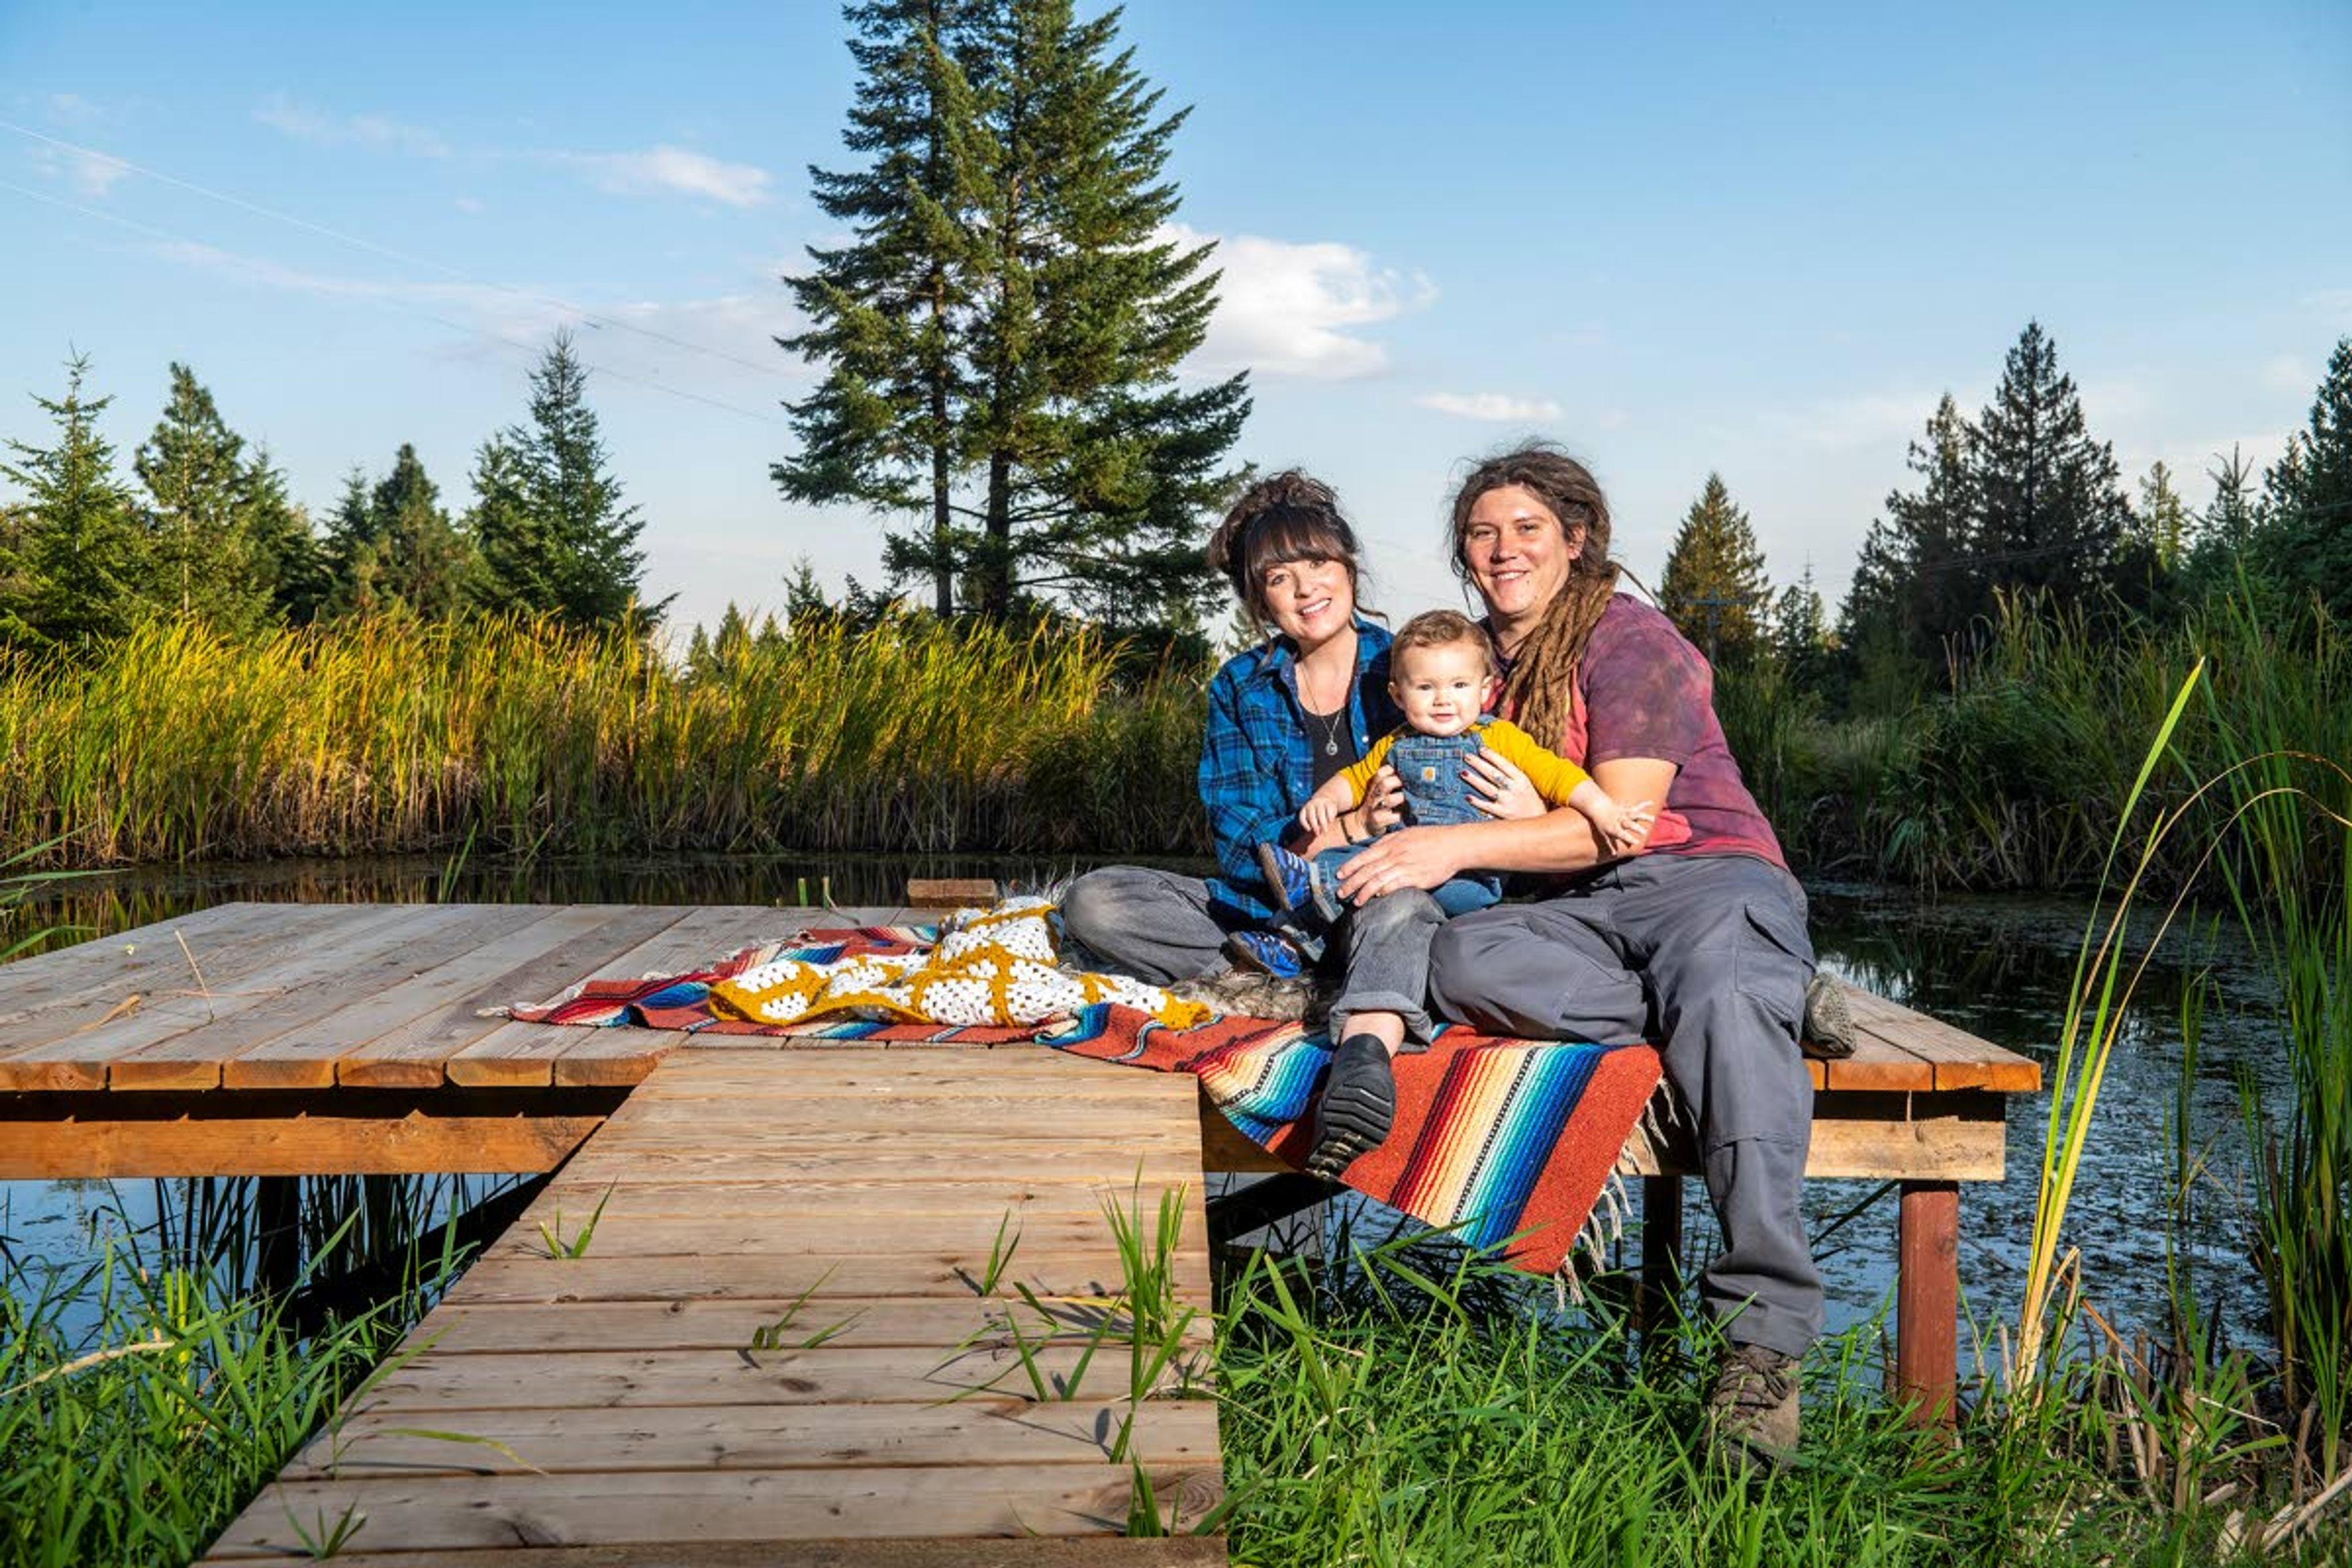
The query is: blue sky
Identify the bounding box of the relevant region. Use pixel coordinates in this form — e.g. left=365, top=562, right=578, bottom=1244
left=4, top=0, right=2347, bottom=637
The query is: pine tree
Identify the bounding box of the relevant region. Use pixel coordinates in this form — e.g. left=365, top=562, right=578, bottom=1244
left=1658, top=472, right=1770, bottom=666
left=779, top=0, right=987, bottom=617
left=346, top=445, right=474, bottom=621
left=1966, top=321, right=2130, bottom=614
left=320, top=467, right=383, bottom=618
left=959, top=0, right=1248, bottom=624
left=780, top=0, right=1249, bottom=626
left=133, top=363, right=270, bottom=630
left=2133, top=461, right=2192, bottom=573
left=465, top=432, right=548, bottom=616
left=1771, top=564, right=1834, bottom=696
left=1838, top=393, right=1977, bottom=682
left=239, top=446, right=327, bottom=626
left=2255, top=338, right=2352, bottom=617
left=2200, top=445, right=2260, bottom=556
left=471, top=333, right=660, bottom=630
left=0, top=353, right=149, bottom=650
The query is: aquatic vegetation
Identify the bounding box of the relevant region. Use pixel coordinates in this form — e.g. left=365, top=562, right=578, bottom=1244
left=0, top=614, right=1209, bottom=870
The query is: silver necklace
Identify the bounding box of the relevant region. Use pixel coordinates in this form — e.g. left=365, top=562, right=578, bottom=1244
left=1308, top=704, right=1345, bottom=757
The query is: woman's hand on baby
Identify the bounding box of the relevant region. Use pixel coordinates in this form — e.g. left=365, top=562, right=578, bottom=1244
left=1362, top=766, right=1406, bottom=834
left=1463, top=747, right=1545, bottom=820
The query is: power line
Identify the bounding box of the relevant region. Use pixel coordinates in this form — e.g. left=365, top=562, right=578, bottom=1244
left=0, top=119, right=793, bottom=381
left=0, top=177, right=787, bottom=429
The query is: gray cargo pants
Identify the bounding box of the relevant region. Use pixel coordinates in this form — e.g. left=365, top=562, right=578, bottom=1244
left=1427, top=853, right=1825, bottom=1357
left=1059, top=864, right=1447, bottom=1046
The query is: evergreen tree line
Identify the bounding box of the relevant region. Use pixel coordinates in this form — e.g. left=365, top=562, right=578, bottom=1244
left=1653, top=322, right=2352, bottom=716
left=0, top=333, right=658, bottom=655
left=775, top=0, right=1250, bottom=641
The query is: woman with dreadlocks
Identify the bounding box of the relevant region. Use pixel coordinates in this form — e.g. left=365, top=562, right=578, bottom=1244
left=1327, top=442, right=1824, bottom=1476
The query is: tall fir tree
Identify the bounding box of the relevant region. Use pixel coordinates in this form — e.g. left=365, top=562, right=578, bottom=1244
left=1657, top=472, right=1770, bottom=666
left=330, top=444, right=473, bottom=621
left=780, top=0, right=986, bottom=617
left=2254, top=337, right=2352, bottom=618
left=779, top=0, right=1248, bottom=626
left=133, top=364, right=283, bottom=632
left=1839, top=393, right=1979, bottom=674
left=470, top=333, right=660, bottom=630
left=239, top=445, right=327, bottom=626
left=959, top=0, right=1247, bottom=624
left=2200, top=445, right=2260, bottom=556
left=1966, top=320, right=2130, bottom=614
left=0, top=353, right=149, bottom=650
left=2133, top=461, right=2192, bottom=572
left=1771, top=564, right=1834, bottom=697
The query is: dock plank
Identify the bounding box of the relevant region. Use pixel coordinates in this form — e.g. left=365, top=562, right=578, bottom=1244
left=445, top=904, right=796, bottom=1088
left=199, top=1044, right=1224, bottom=1563
left=205, top=1466, right=1226, bottom=1558
left=1841, top=988, right=2041, bottom=1091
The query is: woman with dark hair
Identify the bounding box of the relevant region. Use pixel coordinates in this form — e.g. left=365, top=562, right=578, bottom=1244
left=1331, top=442, right=1822, bottom=1474
left=1059, top=470, right=1401, bottom=986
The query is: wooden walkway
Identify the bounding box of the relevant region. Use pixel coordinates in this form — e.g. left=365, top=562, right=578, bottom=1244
left=2, top=898, right=2043, bottom=1553
left=198, top=1046, right=1224, bottom=1562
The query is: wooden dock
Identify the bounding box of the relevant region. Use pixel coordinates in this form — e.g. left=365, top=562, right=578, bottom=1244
left=2, top=898, right=2043, bottom=1556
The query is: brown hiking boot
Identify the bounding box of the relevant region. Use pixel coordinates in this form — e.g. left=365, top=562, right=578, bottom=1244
left=1801, top=972, right=1856, bottom=1059
left=1704, top=1343, right=1801, bottom=1476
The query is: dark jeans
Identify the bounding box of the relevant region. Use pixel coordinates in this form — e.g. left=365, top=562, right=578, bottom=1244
left=1427, top=853, right=1823, bottom=1357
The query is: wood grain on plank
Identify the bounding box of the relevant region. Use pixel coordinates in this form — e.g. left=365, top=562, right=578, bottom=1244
left=1842, top=988, right=2041, bottom=1091
left=205, top=1466, right=1225, bottom=1558
left=445, top=904, right=802, bottom=1087
left=415, top=1297, right=1213, bottom=1355
left=331, top=905, right=694, bottom=1088
left=96, top=905, right=544, bottom=1090
left=282, top=1399, right=1221, bottom=1479
left=216, top=1540, right=1229, bottom=1568
left=0, top=904, right=435, bottom=1090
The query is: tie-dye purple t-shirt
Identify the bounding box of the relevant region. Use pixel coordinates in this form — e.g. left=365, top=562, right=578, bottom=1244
left=1500, top=594, right=1786, bottom=870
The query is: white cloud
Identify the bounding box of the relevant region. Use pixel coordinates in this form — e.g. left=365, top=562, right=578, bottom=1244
left=2264, top=353, right=2315, bottom=394
left=254, top=95, right=451, bottom=157
left=47, top=92, right=104, bottom=124
left=454, top=195, right=486, bottom=214
left=1167, top=223, right=1431, bottom=380
left=2078, top=374, right=2154, bottom=425
left=557, top=146, right=774, bottom=208
left=151, top=240, right=802, bottom=398
left=1416, top=391, right=1563, bottom=423
left=1758, top=387, right=1962, bottom=452
left=31, top=143, right=129, bottom=197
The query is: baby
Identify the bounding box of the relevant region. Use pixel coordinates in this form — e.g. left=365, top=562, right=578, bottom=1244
left=1257, top=608, right=1652, bottom=927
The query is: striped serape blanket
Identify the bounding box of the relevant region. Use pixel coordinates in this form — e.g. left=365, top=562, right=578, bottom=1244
left=507, top=917, right=1662, bottom=1276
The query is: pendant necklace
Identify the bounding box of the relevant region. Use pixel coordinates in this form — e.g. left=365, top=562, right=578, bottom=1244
left=1302, top=664, right=1346, bottom=756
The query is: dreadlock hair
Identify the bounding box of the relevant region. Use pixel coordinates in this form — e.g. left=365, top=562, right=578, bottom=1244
left=1205, top=470, right=1370, bottom=635
left=1447, top=442, right=1620, bottom=749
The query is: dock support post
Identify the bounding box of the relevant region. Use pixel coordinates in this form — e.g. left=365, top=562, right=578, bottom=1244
left=254, top=1175, right=301, bottom=1299
left=1637, top=1174, right=1683, bottom=1354
left=1896, top=1178, right=1959, bottom=1425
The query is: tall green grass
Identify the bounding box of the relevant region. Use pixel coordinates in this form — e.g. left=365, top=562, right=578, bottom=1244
left=1, top=1188, right=478, bottom=1568
left=0, top=616, right=1208, bottom=869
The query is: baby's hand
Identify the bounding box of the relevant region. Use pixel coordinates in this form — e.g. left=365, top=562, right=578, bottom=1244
left=1593, top=797, right=1656, bottom=853
left=1300, top=798, right=1341, bottom=834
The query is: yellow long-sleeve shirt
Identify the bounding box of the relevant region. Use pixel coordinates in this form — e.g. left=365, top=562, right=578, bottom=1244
left=1336, top=718, right=1591, bottom=808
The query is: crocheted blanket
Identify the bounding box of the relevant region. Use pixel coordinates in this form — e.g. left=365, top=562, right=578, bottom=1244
left=505, top=902, right=1662, bottom=1276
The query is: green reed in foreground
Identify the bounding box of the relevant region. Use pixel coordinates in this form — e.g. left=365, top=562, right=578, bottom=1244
left=0, top=1234, right=462, bottom=1568
left=1214, top=1231, right=2351, bottom=1567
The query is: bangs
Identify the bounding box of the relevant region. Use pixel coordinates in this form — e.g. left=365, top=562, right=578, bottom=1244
left=1241, top=507, right=1354, bottom=587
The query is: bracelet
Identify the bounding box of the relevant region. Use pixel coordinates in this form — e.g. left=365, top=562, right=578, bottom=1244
left=1344, top=811, right=1370, bottom=845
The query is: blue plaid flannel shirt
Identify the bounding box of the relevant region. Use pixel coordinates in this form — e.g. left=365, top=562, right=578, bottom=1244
left=1199, top=616, right=1399, bottom=924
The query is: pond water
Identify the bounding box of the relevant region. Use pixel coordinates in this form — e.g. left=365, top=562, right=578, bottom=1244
left=1, top=854, right=2293, bottom=1363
